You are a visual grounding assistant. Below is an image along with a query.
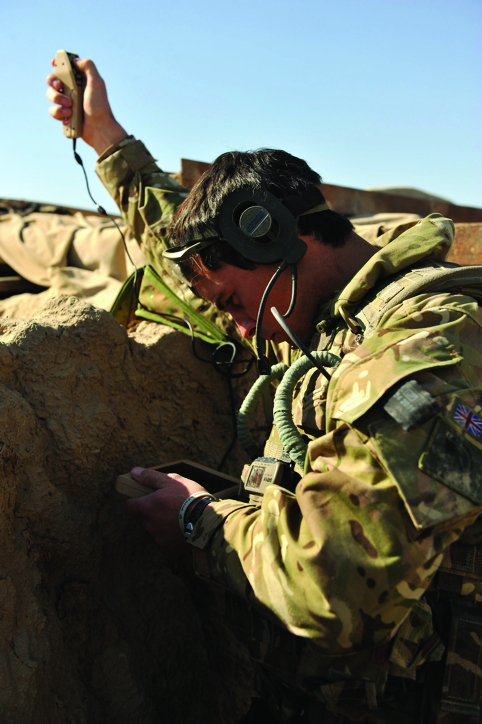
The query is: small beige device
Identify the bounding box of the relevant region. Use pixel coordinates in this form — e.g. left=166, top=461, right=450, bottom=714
left=114, top=475, right=156, bottom=498
left=55, top=50, right=85, bottom=138
left=115, top=460, right=242, bottom=499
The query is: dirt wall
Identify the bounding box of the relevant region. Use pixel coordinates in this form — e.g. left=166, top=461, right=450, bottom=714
left=0, top=296, right=257, bottom=724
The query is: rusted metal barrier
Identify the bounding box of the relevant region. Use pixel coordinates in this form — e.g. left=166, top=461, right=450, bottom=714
left=450, top=224, right=482, bottom=265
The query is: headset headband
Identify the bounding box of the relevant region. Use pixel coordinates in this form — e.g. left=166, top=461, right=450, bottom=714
left=162, top=186, right=329, bottom=264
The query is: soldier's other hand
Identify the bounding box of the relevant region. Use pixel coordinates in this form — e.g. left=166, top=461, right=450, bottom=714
left=124, top=467, right=209, bottom=549
left=46, top=58, right=128, bottom=155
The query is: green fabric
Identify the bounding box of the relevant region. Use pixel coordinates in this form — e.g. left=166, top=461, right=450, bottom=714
left=110, top=264, right=229, bottom=345
left=333, top=214, right=454, bottom=313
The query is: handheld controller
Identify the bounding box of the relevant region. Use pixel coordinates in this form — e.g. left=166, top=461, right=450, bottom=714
left=54, top=50, right=85, bottom=138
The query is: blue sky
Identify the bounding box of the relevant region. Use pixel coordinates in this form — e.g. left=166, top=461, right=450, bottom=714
left=1, top=0, right=480, bottom=214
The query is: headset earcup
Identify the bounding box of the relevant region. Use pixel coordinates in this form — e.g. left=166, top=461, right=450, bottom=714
left=217, top=188, right=306, bottom=264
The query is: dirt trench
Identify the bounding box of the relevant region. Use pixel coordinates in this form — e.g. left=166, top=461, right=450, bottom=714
left=0, top=295, right=258, bottom=724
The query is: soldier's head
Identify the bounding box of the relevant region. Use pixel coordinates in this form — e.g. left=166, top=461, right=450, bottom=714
left=167, top=148, right=353, bottom=282
left=165, top=149, right=371, bottom=351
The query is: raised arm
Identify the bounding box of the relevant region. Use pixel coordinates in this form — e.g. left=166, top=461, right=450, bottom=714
left=46, top=57, right=189, bottom=270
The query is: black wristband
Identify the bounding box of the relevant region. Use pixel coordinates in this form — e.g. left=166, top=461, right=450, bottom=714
left=184, top=496, right=215, bottom=539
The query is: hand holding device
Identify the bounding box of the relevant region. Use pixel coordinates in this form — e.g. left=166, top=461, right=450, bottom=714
left=120, top=466, right=210, bottom=548
left=116, top=462, right=241, bottom=548
left=115, top=460, right=241, bottom=498
left=53, top=50, right=85, bottom=138
left=47, top=55, right=127, bottom=154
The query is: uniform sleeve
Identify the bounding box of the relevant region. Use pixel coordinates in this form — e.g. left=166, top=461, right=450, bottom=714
left=95, top=136, right=189, bottom=273
left=189, top=428, right=465, bottom=654
left=188, top=292, right=482, bottom=654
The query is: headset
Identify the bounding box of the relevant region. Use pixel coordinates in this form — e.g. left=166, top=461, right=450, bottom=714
left=163, top=185, right=330, bottom=374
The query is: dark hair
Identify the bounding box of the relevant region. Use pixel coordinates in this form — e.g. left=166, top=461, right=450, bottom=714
left=168, top=149, right=353, bottom=278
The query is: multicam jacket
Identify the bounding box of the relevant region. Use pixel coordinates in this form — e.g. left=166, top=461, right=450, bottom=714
left=97, top=139, right=482, bottom=720
left=96, top=136, right=188, bottom=269
left=187, top=215, right=482, bottom=708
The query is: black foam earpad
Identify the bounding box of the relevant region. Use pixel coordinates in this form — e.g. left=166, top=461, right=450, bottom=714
left=217, top=187, right=306, bottom=264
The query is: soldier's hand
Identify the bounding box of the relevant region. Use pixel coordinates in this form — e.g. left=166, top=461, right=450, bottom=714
left=124, top=467, right=209, bottom=549
left=46, top=58, right=128, bottom=155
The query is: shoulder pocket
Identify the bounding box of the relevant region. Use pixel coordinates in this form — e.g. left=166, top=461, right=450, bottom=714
left=370, top=390, right=482, bottom=536
left=419, top=395, right=482, bottom=505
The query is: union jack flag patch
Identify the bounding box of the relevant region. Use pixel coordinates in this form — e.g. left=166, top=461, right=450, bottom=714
left=453, top=403, right=482, bottom=438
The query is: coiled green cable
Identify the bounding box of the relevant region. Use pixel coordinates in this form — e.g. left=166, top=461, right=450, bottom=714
left=237, top=352, right=340, bottom=465
left=237, top=362, right=288, bottom=460
left=273, top=352, right=340, bottom=469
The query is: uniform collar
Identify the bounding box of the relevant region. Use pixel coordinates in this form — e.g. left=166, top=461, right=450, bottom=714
left=315, top=214, right=454, bottom=334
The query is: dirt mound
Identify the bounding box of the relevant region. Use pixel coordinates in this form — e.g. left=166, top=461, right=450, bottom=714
left=0, top=296, right=256, bottom=723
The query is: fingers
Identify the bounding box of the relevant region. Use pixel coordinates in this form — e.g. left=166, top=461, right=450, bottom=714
left=46, top=84, right=72, bottom=105
left=46, top=73, right=62, bottom=90
left=130, top=467, right=197, bottom=491
left=130, top=467, right=172, bottom=489
left=46, top=72, right=72, bottom=120
left=75, top=58, right=100, bottom=77
left=46, top=73, right=69, bottom=105
left=125, top=468, right=207, bottom=515
left=68, top=58, right=105, bottom=89
left=49, top=56, right=98, bottom=75
left=123, top=468, right=209, bottom=548
left=46, top=57, right=103, bottom=97
left=48, top=105, right=70, bottom=120
left=124, top=486, right=163, bottom=518
left=47, top=56, right=127, bottom=152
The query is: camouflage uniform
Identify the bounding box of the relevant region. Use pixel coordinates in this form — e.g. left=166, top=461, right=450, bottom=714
left=97, top=139, right=482, bottom=722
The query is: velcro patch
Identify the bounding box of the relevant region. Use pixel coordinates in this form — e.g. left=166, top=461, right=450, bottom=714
left=419, top=419, right=482, bottom=505
left=384, top=380, right=441, bottom=432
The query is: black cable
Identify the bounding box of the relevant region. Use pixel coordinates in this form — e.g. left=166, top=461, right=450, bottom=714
left=72, top=140, right=139, bottom=295
left=282, top=263, right=298, bottom=319
left=188, top=321, right=255, bottom=470
left=255, top=261, right=287, bottom=374
left=211, top=343, right=252, bottom=470
left=173, top=315, right=254, bottom=376
left=217, top=372, right=238, bottom=471
left=255, top=259, right=300, bottom=373
left=270, top=306, right=332, bottom=381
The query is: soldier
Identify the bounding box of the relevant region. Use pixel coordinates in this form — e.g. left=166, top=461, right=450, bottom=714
left=48, top=59, right=482, bottom=723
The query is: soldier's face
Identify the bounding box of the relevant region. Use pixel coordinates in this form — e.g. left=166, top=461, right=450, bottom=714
left=192, top=258, right=319, bottom=344
left=192, top=229, right=376, bottom=342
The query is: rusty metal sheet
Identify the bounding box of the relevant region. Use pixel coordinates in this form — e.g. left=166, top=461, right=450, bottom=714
left=449, top=224, right=482, bottom=265
left=179, top=158, right=211, bottom=189
left=321, top=184, right=482, bottom=224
